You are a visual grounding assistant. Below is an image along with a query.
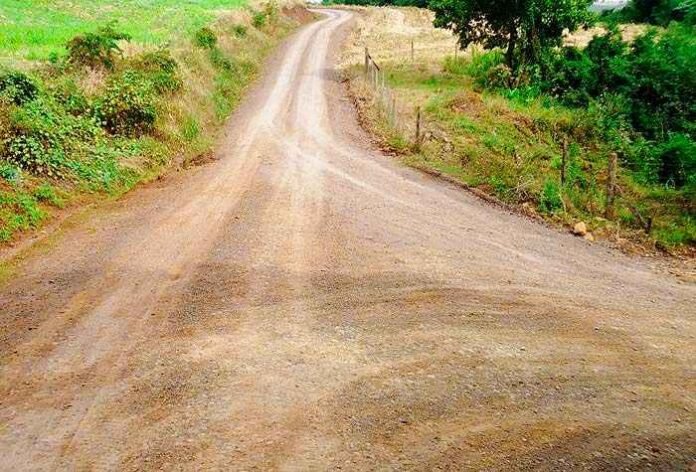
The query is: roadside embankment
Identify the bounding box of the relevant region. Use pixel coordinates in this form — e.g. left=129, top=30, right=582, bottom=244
left=0, top=1, right=313, bottom=247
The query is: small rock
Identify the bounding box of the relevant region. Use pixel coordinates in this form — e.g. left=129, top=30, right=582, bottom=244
left=573, top=221, right=588, bottom=236
left=583, top=232, right=595, bottom=242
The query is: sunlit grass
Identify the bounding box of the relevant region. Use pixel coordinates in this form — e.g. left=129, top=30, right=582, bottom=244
left=0, top=0, right=247, bottom=63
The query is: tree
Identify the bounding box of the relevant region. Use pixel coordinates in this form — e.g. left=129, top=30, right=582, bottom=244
left=429, top=0, right=594, bottom=74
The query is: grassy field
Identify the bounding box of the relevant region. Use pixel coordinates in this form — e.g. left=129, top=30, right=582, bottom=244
left=0, top=0, right=247, bottom=63
left=341, top=7, right=694, bottom=254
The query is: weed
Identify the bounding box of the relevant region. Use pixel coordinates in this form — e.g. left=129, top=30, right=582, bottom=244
left=93, top=71, right=156, bottom=135
left=232, top=25, right=248, bottom=38
left=0, top=71, right=39, bottom=106
left=194, top=27, right=218, bottom=49
left=539, top=178, right=563, bottom=214
left=67, top=23, right=131, bottom=70
left=181, top=117, right=201, bottom=142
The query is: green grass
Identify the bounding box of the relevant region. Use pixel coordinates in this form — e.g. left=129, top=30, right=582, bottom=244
left=0, top=0, right=247, bottom=63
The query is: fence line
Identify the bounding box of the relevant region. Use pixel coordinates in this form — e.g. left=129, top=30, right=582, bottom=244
left=361, top=47, right=626, bottom=227
left=363, top=47, right=421, bottom=147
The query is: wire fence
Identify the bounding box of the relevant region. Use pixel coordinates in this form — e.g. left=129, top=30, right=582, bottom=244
left=362, top=47, right=424, bottom=149
left=360, top=46, right=631, bottom=226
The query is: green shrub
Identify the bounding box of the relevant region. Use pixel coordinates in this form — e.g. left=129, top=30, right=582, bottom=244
left=67, top=23, right=131, bottom=69
left=232, top=25, right=248, bottom=37
left=0, top=72, right=39, bottom=106
left=252, top=11, right=268, bottom=28
left=653, top=133, right=696, bottom=188
left=0, top=162, right=22, bottom=184
left=132, top=50, right=182, bottom=93
left=33, top=183, right=63, bottom=207
left=538, top=178, right=563, bottom=213
left=93, top=71, right=156, bottom=136
left=209, top=48, right=233, bottom=71
left=49, top=79, right=89, bottom=115
left=465, top=50, right=506, bottom=88
left=194, top=27, right=218, bottom=49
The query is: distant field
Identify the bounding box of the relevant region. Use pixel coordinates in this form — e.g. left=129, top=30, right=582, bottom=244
left=0, top=0, right=247, bottom=63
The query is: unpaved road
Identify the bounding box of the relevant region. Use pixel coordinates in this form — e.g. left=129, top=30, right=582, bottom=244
left=1, top=10, right=695, bottom=471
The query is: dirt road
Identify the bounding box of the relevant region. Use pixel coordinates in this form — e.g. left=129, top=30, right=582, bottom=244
left=1, top=10, right=694, bottom=470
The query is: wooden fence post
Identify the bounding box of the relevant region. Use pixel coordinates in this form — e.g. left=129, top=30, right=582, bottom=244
left=364, top=47, right=369, bottom=78
left=415, top=106, right=422, bottom=149
left=560, top=138, right=567, bottom=185
left=605, top=152, right=618, bottom=218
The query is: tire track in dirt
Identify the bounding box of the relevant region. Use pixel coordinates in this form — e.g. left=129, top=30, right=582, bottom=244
left=0, top=9, right=694, bottom=471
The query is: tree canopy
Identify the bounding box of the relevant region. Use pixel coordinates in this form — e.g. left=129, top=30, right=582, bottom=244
left=428, top=0, right=594, bottom=72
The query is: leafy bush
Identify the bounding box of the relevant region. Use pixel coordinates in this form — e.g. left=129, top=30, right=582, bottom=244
left=0, top=72, right=39, bottom=106
left=67, top=23, right=131, bottom=69
left=618, top=0, right=696, bottom=25
left=538, top=24, right=695, bottom=188
left=49, top=78, right=90, bottom=115
left=538, top=178, right=563, bottom=213
left=653, top=133, right=696, bottom=187
left=0, top=162, right=22, bottom=184
left=232, top=25, right=248, bottom=37
left=209, top=48, right=234, bottom=71
left=132, top=50, right=182, bottom=93
left=194, top=27, right=217, bottom=49
left=93, top=71, right=156, bottom=135
left=252, top=11, right=268, bottom=28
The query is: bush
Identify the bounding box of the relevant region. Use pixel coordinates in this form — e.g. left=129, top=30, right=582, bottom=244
left=0, top=72, right=39, bottom=106
left=466, top=50, right=505, bottom=88
left=232, top=25, right=248, bottom=37
left=49, top=78, right=89, bottom=115
left=93, top=71, right=156, bottom=135
left=67, top=23, right=131, bottom=70
left=132, top=49, right=182, bottom=93
left=538, top=179, right=564, bottom=213
left=194, top=27, right=217, bottom=49
left=252, top=11, right=268, bottom=28
left=653, top=133, right=696, bottom=187
left=0, top=162, right=22, bottom=184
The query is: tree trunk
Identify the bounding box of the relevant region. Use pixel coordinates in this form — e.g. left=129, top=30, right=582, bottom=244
left=506, top=32, right=517, bottom=72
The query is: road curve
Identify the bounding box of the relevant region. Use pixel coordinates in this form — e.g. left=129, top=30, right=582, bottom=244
left=1, top=10, right=694, bottom=470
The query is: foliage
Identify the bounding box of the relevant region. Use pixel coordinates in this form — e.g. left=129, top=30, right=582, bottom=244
left=131, top=50, right=182, bottom=93
left=67, top=23, right=131, bottom=69
left=252, top=1, right=279, bottom=28
left=93, top=71, right=157, bottom=136
left=429, top=0, right=595, bottom=74
left=540, top=23, right=695, bottom=188
left=232, top=25, right=248, bottom=37
left=615, top=0, right=696, bottom=25
left=539, top=178, right=563, bottom=213
left=194, top=27, right=218, bottom=49
left=0, top=72, right=39, bottom=106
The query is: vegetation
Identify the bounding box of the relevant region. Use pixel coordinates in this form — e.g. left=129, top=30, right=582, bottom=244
left=604, top=0, right=696, bottom=25
left=429, top=0, right=594, bottom=74
left=344, top=0, right=694, bottom=251
left=0, top=0, right=247, bottom=63
left=0, top=1, right=300, bottom=243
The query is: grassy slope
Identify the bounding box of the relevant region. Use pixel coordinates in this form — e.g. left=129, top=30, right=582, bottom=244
left=0, top=0, right=247, bottom=63
left=341, top=7, right=694, bottom=255
left=0, top=2, right=309, bottom=245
